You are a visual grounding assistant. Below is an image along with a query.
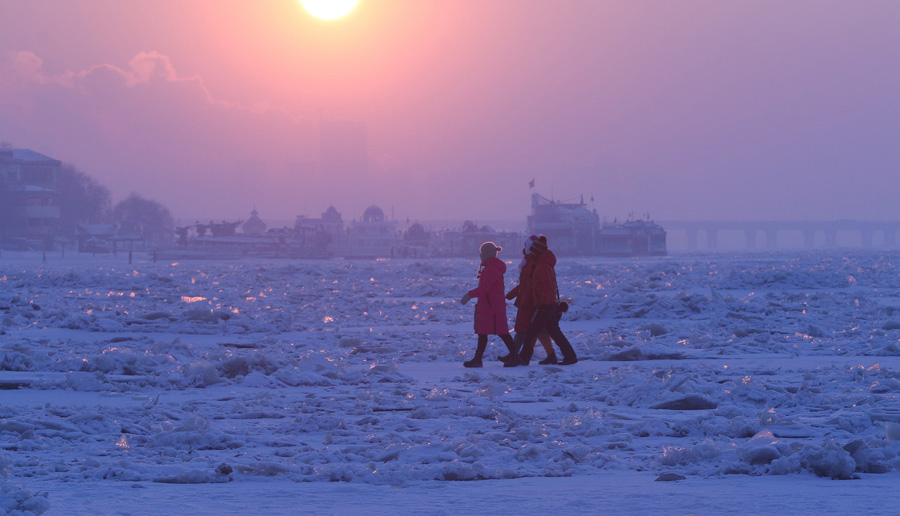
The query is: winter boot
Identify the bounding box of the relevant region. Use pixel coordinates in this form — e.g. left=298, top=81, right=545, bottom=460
left=537, top=335, right=556, bottom=364
left=465, top=336, right=488, bottom=368
left=539, top=353, right=558, bottom=365
left=499, top=334, right=519, bottom=367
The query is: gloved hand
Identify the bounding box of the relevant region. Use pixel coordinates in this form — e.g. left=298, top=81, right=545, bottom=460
left=461, top=293, right=471, bottom=305
left=505, top=291, right=515, bottom=300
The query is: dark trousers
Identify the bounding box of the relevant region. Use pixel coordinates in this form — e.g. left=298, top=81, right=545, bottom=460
left=517, top=304, right=577, bottom=363
left=474, top=333, right=516, bottom=360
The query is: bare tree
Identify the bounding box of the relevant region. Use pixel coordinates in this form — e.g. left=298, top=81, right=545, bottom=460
left=0, top=188, right=13, bottom=240
left=0, top=142, right=15, bottom=239
left=112, top=193, right=174, bottom=247
left=57, top=164, right=112, bottom=236
left=405, top=222, right=429, bottom=241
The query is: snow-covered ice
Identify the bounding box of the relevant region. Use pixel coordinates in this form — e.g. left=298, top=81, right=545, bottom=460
left=2, top=249, right=900, bottom=515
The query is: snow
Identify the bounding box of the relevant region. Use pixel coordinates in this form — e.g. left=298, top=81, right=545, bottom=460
left=2, top=249, right=900, bottom=515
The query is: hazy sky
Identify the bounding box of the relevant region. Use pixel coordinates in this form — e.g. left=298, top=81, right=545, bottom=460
left=1, top=0, right=899, bottom=225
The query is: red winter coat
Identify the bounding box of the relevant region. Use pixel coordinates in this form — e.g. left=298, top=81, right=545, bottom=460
left=467, top=257, right=510, bottom=335
left=507, top=254, right=538, bottom=333
left=531, top=250, right=559, bottom=306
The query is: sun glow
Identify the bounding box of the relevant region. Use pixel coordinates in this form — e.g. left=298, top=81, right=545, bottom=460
left=301, top=0, right=358, bottom=20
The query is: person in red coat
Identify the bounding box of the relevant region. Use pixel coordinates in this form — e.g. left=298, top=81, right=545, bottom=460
left=460, top=242, right=518, bottom=367
left=517, top=236, right=578, bottom=366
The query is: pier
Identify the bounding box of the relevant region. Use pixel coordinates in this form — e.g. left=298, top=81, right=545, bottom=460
left=662, top=220, right=900, bottom=250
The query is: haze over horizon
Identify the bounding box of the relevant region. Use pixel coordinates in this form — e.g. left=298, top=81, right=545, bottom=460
left=2, top=0, right=899, bottom=225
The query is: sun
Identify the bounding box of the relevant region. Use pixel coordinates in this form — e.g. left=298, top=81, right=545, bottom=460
left=301, top=0, right=359, bottom=20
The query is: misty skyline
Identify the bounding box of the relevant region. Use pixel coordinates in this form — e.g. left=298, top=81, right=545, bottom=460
left=1, top=0, right=899, bottom=224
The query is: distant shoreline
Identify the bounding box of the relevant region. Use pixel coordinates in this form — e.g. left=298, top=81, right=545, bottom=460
left=173, top=217, right=529, bottom=233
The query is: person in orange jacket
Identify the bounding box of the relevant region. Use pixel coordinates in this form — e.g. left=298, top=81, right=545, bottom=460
left=502, top=235, right=558, bottom=365
left=516, top=235, right=578, bottom=366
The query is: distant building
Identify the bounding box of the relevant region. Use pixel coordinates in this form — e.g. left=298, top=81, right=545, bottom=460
left=75, top=223, right=118, bottom=253
left=596, top=219, right=668, bottom=256
left=343, top=205, right=398, bottom=258
left=527, top=193, right=666, bottom=256
left=295, top=206, right=344, bottom=240
left=527, top=193, right=600, bottom=255
left=242, top=208, right=267, bottom=235
left=293, top=205, right=345, bottom=256
left=451, top=222, right=521, bottom=258
left=0, top=149, right=61, bottom=249
left=320, top=205, right=344, bottom=236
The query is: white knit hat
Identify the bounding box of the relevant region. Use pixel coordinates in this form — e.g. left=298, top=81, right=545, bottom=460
left=480, top=241, right=501, bottom=258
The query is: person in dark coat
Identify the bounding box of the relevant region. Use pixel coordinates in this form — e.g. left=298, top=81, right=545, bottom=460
left=516, top=236, right=578, bottom=366
left=460, top=242, right=518, bottom=367
left=502, top=235, right=558, bottom=365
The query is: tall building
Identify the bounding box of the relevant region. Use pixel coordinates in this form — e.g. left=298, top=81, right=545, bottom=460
left=0, top=149, right=61, bottom=249
left=527, top=193, right=599, bottom=255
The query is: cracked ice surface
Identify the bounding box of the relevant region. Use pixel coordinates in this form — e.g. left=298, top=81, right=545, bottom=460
left=2, top=250, right=900, bottom=514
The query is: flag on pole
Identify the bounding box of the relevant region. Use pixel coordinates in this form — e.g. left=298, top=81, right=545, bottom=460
left=529, top=178, right=535, bottom=188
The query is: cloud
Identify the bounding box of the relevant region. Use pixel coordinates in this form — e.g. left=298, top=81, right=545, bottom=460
left=7, top=51, right=50, bottom=81
left=3, top=50, right=292, bottom=117
left=2, top=51, right=73, bottom=88
left=115, top=51, right=181, bottom=87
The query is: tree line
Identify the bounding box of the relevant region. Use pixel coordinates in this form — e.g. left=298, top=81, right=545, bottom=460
left=1, top=142, right=174, bottom=246
left=58, top=164, right=174, bottom=246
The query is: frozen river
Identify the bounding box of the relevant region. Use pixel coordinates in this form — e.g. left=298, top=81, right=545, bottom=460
left=2, top=249, right=900, bottom=515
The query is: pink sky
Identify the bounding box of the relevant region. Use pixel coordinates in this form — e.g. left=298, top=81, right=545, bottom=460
left=1, top=0, right=899, bottom=225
